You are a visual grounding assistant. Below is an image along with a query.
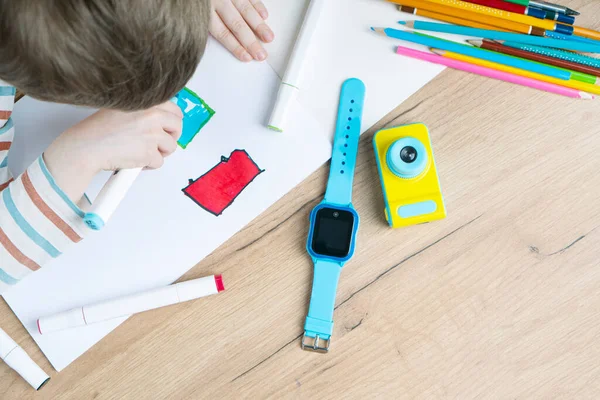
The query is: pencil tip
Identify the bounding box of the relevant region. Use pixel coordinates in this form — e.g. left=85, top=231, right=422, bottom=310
left=467, top=39, right=482, bottom=46
left=430, top=48, right=444, bottom=56
left=371, top=27, right=386, bottom=35
left=567, top=9, right=580, bottom=16
left=398, top=21, right=407, bottom=25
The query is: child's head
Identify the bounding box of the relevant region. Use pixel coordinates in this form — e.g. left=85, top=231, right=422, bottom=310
left=0, top=0, right=211, bottom=111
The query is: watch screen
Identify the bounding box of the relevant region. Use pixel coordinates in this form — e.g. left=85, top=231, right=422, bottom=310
left=311, top=208, right=355, bottom=258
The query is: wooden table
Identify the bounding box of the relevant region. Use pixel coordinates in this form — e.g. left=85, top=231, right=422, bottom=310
left=2, top=2, right=600, bottom=398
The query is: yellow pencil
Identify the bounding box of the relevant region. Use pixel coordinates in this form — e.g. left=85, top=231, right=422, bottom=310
left=398, top=5, right=545, bottom=35
left=389, top=0, right=560, bottom=32
left=572, top=26, right=600, bottom=41
left=431, top=48, right=600, bottom=95
left=393, top=0, right=545, bottom=35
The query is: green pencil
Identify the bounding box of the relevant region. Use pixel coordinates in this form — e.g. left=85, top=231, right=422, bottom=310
left=505, top=0, right=529, bottom=5
left=506, top=0, right=579, bottom=15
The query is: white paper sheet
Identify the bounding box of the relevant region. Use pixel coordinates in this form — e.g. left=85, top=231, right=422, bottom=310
left=264, top=0, right=458, bottom=139
left=3, top=40, right=332, bottom=371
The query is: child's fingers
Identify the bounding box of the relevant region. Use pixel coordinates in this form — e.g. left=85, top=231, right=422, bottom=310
left=146, top=152, right=165, bottom=170
left=156, top=100, right=183, bottom=119
left=156, top=131, right=178, bottom=157
left=210, top=10, right=252, bottom=62
left=156, top=102, right=183, bottom=141
left=214, top=1, right=267, bottom=61
left=250, top=0, right=269, bottom=20
left=233, top=0, right=274, bottom=43
left=151, top=109, right=183, bottom=141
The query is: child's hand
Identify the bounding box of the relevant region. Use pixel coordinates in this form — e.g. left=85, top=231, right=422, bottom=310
left=43, top=101, right=183, bottom=202
left=210, top=0, right=274, bottom=62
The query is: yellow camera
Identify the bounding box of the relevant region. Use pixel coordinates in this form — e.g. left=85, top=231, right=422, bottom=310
left=373, top=123, right=446, bottom=228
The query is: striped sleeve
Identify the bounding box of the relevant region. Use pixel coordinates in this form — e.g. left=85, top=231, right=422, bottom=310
left=0, top=81, right=90, bottom=294
left=0, top=80, right=15, bottom=189
left=0, top=156, right=91, bottom=294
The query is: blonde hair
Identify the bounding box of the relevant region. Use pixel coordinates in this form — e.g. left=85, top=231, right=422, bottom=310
left=0, top=0, right=211, bottom=110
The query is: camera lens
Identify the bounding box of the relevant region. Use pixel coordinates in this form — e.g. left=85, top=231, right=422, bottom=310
left=386, top=137, right=429, bottom=179
left=333, top=211, right=340, bottom=218
left=400, top=146, right=417, bottom=164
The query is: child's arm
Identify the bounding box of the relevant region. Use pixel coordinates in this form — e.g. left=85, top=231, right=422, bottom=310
left=0, top=81, right=14, bottom=189
left=0, top=94, right=182, bottom=295
left=210, top=0, right=274, bottom=62
left=0, top=80, right=86, bottom=294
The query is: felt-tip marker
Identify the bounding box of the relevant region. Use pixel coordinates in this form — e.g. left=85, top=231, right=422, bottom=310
left=37, top=275, right=225, bottom=335
left=83, top=94, right=186, bottom=231
left=268, top=0, right=325, bottom=132
left=0, top=327, right=50, bottom=390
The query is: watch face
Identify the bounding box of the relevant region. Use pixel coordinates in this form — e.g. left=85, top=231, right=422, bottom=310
left=311, top=207, right=356, bottom=258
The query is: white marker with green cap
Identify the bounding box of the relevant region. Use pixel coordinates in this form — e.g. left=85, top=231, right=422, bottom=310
left=268, top=0, right=325, bottom=132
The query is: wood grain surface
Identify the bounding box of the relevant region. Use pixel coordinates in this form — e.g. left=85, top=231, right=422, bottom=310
left=2, top=1, right=600, bottom=398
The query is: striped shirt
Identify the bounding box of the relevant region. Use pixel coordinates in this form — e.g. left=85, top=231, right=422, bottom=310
left=0, top=80, right=89, bottom=294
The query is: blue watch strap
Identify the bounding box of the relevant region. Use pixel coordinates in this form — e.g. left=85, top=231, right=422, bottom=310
left=303, top=79, right=366, bottom=353
left=324, top=78, right=366, bottom=206
left=302, top=260, right=342, bottom=352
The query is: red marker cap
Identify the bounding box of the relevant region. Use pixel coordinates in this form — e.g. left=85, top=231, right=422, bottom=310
left=214, top=275, right=225, bottom=292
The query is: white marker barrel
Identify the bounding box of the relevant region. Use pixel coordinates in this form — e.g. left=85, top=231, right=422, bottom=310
left=268, top=0, right=326, bottom=132
left=0, top=328, right=50, bottom=390
left=38, top=275, right=224, bottom=335
left=83, top=168, right=143, bottom=230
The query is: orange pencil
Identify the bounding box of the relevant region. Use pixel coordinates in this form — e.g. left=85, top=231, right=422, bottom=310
left=400, top=6, right=510, bottom=32
left=398, top=5, right=545, bottom=35
left=571, top=26, right=600, bottom=42
left=389, top=0, right=570, bottom=33
left=392, top=0, right=544, bottom=35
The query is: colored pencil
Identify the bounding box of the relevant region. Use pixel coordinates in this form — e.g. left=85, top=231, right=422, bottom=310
left=399, top=21, right=600, bottom=53
left=434, top=48, right=600, bottom=95
left=399, top=5, right=513, bottom=32
left=503, top=41, right=600, bottom=70
left=470, top=39, right=600, bottom=83
left=505, top=0, right=579, bottom=16
left=504, top=0, right=530, bottom=6
left=394, top=45, right=593, bottom=99
left=394, top=0, right=544, bottom=35
left=528, top=0, right=579, bottom=16
left=372, top=28, right=571, bottom=80
left=534, top=8, right=575, bottom=24
left=462, top=0, right=545, bottom=19
left=388, top=0, right=573, bottom=34
left=569, top=25, right=600, bottom=42
left=544, top=30, right=600, bottom=46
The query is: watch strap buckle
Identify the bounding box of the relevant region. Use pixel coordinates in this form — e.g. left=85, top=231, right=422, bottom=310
left=302, top=333, right=330, bottom=353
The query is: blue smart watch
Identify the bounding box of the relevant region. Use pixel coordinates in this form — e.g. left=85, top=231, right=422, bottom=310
left=303, top=78, right=365, bottom=353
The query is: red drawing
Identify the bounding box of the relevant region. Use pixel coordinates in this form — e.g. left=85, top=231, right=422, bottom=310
left=183, top=149, right=264, bottom=216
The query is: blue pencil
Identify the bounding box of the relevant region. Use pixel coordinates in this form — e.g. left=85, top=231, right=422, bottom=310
left=531, top=8, right=576, bottom=25
left=544, top=31, right=600, bottom=47
left=398, top=21, right=600, bottom=54
left=503, top=42, right=600, bottom=70
left=372, top=28, right=571, bottom=80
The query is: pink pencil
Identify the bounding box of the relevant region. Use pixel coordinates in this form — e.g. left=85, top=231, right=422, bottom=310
left=396, top=45, right=595, bottom=100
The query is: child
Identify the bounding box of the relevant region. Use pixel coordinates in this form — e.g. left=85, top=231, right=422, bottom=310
left=0, top=0, right=273, bottom=293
